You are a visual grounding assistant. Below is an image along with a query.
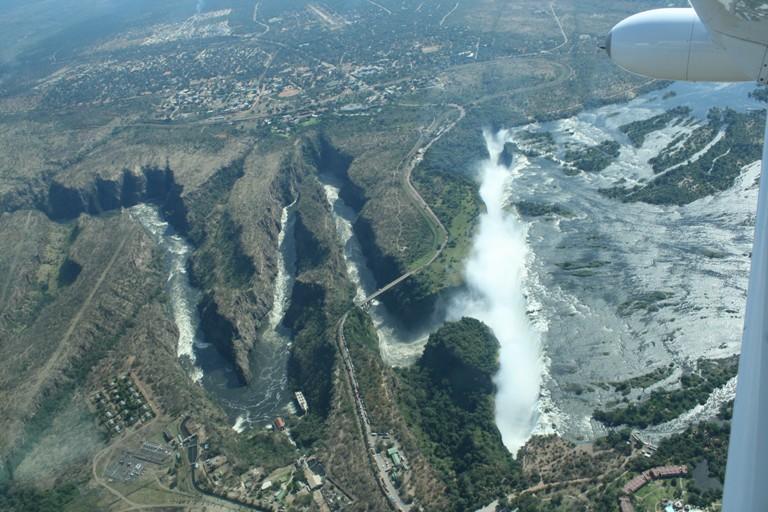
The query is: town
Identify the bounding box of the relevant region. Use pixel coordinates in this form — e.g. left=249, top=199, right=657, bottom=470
left=90, top=369, right=406, bottom=511
left=31, top=2, right=562, bottom=134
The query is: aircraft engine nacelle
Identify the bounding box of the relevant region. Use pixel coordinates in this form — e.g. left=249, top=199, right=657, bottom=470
left=605, top=8, right=765, bottom=83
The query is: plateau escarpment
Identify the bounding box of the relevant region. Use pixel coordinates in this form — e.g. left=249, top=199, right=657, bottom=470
left=0, top=127, right=308, bottom=385
left=0, top=212, right=161, bottom=477
left=0, top=207, right=229, bottom=491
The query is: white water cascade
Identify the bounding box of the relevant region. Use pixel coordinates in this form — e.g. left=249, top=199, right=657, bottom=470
left=131, top=201, right=297, bottom=432
left=129, top=204, right=206, bottom=383
left=231, top=199, right=297, bottom=432
left=451, top=130, right=545, bottom=454
left=321, top=177, right=430, bottom=366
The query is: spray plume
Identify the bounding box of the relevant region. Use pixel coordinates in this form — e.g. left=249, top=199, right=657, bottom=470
left=451, top=129, right=543, bottom=454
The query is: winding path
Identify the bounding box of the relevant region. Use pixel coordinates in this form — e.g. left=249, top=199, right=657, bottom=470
left=334, top=103, right=464, bottom=511
left=16, top=229, right=131, bottom=416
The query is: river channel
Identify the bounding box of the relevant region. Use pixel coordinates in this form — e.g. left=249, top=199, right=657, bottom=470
left=130, top=201, right=297, bottom=431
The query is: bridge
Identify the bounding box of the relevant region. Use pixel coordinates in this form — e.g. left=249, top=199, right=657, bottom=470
left=336, top=104, right=464, bottom=511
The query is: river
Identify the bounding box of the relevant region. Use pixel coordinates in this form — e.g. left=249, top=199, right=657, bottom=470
left=130, top=201, right=297, bottom=431
left=499, top=82, right=760, bottom=444
left=324, top=82, right=762, bottom=449
left=320, top=175, right=433, bottom=367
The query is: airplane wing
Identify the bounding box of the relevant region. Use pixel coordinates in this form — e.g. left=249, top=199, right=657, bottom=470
left=605, top=0, right=768, bottom=83
left=606, top=2, right=768, bottom=510
left=690, top=0, right=768, bottom=84
left=690, top=0, right=768, bottom=46
left=722, top=97, right=768, bottom=512
left=687, top=4, right=768, bottom=510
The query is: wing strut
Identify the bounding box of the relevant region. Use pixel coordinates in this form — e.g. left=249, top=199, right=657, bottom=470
left=723, top=108, right=768, bottom=511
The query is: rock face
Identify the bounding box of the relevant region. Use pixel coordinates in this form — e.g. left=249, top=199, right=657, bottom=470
left=0, top=129, right=298, bottom=386
left=0, top=126, right=422, bottom=393
left=0, top=165, right=184, bottom=221
left=281, top=135, right=356, bottom=418
left=315, top=127, right=444, bottom=330
left=0, top=211, right=168, bottom=467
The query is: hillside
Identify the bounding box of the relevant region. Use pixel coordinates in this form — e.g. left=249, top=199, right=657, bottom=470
left=397, top=318, right=522, bottom=511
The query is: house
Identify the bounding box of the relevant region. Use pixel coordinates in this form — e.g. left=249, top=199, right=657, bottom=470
left=619, top=497, right=635, bottom=512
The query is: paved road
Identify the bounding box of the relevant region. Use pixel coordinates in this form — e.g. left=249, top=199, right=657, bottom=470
left=335, top=104, right=465, bottom=511
left=355, top=103, right=464, bottom=308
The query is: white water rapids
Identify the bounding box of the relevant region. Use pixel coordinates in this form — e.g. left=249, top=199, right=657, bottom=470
left=131, top=201, right=297, bottom=432
left=129, top=204, right=206, bottom=383
left=321, top=176, right=432, bottom=366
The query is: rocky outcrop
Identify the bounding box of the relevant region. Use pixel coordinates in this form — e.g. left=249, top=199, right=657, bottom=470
left=0, top=133, right=364, bottom=390
left=0, top=153, right=293, bottom=387
left=0, top=166, right=186, bottom=223
left=194, top=153, right=300, bottom=385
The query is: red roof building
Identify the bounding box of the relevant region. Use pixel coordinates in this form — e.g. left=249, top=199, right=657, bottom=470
left=619, top=496, right=636, bottom=512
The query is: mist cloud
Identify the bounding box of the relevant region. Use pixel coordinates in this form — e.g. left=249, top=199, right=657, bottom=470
left=450, top=129, right=543, bottom=454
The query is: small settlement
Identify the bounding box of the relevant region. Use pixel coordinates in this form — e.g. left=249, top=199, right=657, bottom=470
left=91, top=373, right=155, bottom=436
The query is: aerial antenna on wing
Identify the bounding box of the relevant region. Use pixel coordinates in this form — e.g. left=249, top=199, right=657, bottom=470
left=604, top=1, right=768, bottom=509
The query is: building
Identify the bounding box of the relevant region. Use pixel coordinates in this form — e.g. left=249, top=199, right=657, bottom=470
left=650, top=466, right=688, bottom=479
left=387, top=447, right=401, bottom=468
left=619, top=497, right=636, bottom=512
left=295, top=391, right=308, bottom=414
left=623, top=466, right=689, bottom=495
left=623, top=473, right=649, bottom=494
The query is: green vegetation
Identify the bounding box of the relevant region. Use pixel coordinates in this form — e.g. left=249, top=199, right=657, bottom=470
left=7, top=235, right=163, bottom=480
left=618, top=291, right=674, bottom=317
left=619, top=106, right=692, bottom=147
left=749, top=87, right=768, bottom=103
left=563, top=140, right=620, bottom=174
left=594, top=357, right=737, bottom=428
left=604, top=108, right=765, bottom=205
left=219, top=430, right=297, bottom=474
left=343, top=308, right=393, bottom=432
left=56, top=258, right=82, bottom=287
left=626, top=415, right=731, bottom=508
left=397, top=318, right=521, bottom=511
left=514, top=131, right=556, bottom=157
left=284, top=175, right=356, bottom=448
left=192, top=211, right=255, bottom=289
left=632, top=479, right=688, bottom=511
left=608, top=364, right=675, bottom=395
left=0, top=482, right=80, bottom=512
left=412, top=155, right=482, bottom=279
left=184, top=160, right=253, bottom=289
left=594, top=428, right=632, bottom=455
left=648, top=111, right=726, bottom=173
left=513, top=201, right=573, bottom=218
left=366, top=116, right=484, bottom=329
